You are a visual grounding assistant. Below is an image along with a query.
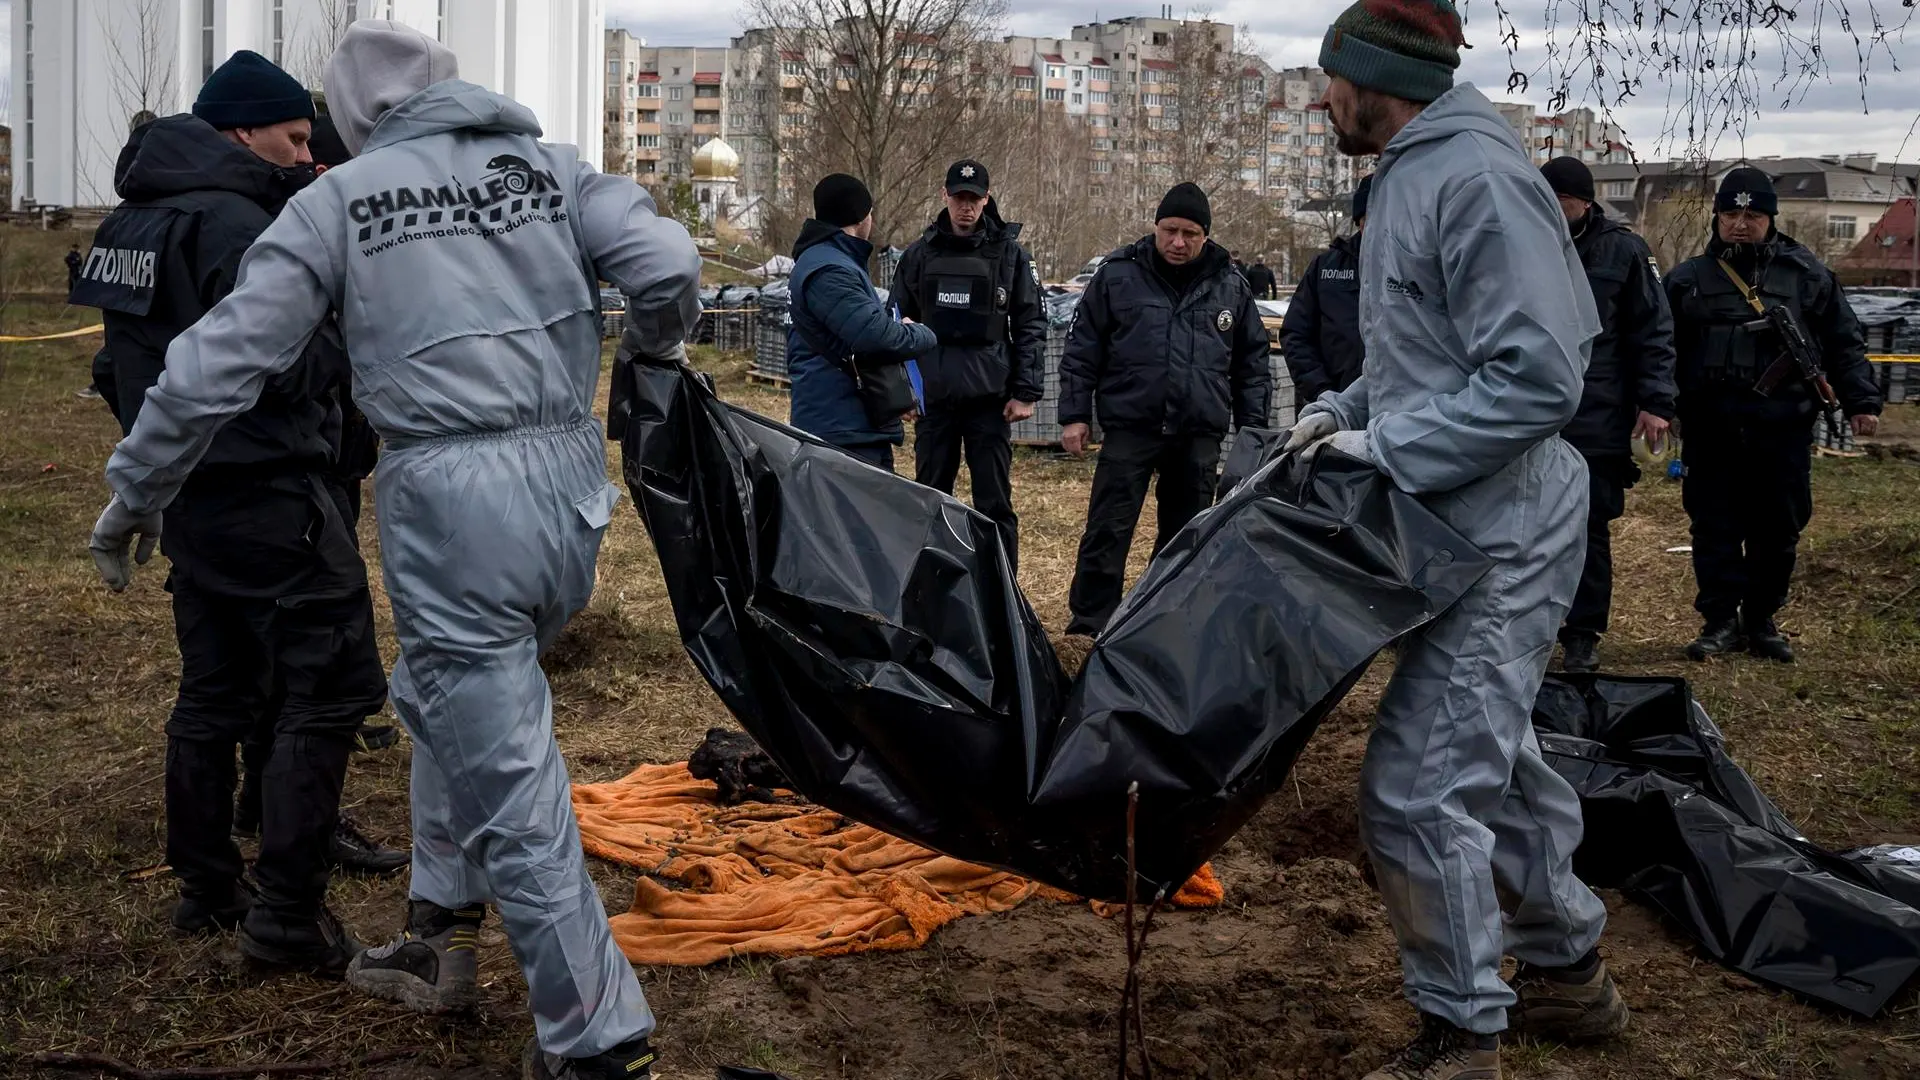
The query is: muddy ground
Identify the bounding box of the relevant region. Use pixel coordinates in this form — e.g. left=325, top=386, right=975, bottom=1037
left=2, top=297, right=1918, bottom=1078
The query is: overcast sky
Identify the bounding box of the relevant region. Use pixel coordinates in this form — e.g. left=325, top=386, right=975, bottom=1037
left=610, top=0, right=1920, bottom=163
left=4, top=1, right=1914, bottom=162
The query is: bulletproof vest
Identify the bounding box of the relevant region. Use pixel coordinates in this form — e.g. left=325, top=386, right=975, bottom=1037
left=1688, top=253, right=1808, bottom=383
left=919, top=238, right=1010, bottom=347
left=68, top=206, right=179, bottom=317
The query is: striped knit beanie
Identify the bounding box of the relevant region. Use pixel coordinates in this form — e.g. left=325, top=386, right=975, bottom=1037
left=1319, top=0, right=1467, bottom=104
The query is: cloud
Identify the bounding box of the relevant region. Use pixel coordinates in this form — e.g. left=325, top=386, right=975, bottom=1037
left=592, top=0, right=1920, bottom=158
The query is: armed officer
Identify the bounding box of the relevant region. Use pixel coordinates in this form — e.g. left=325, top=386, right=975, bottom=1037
left=891, top=159, right=1046, bottom=571
left=1666, top=166, right=1881, bottom=664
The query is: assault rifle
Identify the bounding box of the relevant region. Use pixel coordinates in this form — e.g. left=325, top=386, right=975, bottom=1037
left=1715, top=258, right=1844, bottom=442
left=1746, top=304, right=1844, bottom=444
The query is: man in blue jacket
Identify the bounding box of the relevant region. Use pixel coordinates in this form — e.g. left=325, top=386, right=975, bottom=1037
left=787, top=174, right=938, bottom=472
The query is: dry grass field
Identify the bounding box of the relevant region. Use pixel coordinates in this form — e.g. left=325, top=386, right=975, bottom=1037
left=2, top=276, right=1917, bottom=1077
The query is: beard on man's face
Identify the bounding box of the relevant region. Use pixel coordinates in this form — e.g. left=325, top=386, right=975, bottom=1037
left=1332, top=92, right=1389, bottom=156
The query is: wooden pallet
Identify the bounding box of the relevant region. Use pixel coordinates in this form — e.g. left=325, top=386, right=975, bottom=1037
left=745, top=370, right=791, bottom=389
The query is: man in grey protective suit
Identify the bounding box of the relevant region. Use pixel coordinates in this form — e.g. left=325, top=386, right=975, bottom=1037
left=1281, top=3, right=1630, bottom=1078
left=84, top=20, right=699, bottom=1080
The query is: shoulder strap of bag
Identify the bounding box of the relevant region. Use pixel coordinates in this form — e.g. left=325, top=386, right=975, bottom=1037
left=1715, top=258, right=1766, bottom=316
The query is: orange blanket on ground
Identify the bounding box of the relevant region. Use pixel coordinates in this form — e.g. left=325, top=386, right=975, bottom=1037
left=572, top=762, right=1224, bottom=966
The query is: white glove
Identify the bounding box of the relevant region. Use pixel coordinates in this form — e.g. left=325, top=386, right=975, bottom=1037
left=1280, top=411, right=1338, bottom=453
left=89, top=495, right=163, bottom=592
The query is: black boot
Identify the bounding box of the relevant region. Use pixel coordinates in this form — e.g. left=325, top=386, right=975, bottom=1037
left=1559, top=633, right=1601, bottom=674
left=522, top=1036, right=657, bottom=1080
left=172, top=877, right=255, bottom=936
left=1745, top=618, right=1796, bottom=664
left=239, top=904, right=363, bottom=977
left=355, top=722, right=399, bottom=752
left=332, top=815, right=410, bottom=876
left=1685, top=618, right=1745, bottom=661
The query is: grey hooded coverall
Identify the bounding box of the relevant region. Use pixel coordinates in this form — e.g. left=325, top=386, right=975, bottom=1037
left=102, top=63, right=701, bottom=1057
left=1299, top=84, right=1609, bottom=1035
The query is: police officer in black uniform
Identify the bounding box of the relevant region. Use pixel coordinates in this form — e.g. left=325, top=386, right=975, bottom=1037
left=1666, top=166, right=1882, bottom=663
left=1540, top=156, right=1678, bottom=673
left=76, top=51, right=386, bottom=974
left=1280, top=174, right=1370, bottom=404
left=227, top=101, right=407, bottom=877
left=891, top=159, right=1046, bottom=571
left=1059, top=182, right=1272, bottom=636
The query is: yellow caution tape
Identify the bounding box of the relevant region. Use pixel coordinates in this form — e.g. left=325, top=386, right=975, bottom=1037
left=1867, top=355, right=1920, bottom=364
left=0, top=324, right=105, bottom=343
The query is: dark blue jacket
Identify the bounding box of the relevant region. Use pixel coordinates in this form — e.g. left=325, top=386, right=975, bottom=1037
left=1279, top=234, right=1363, bottom=404
left=787, top=219, right=938, bottom=447
left=1059, top=236, right=1271, bottom=436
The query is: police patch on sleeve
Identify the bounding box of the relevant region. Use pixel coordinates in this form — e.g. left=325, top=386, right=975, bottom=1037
left=1647, top=255, right=1662, bottom=283
left=1216, top=309, right=1235, bottom=333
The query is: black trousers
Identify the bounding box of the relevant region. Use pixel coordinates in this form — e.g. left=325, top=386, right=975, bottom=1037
left=839, top=441, right=896, bottom=473
left=915, top=398, right=1019, bottom=573
left=237, top=472, right=371, bottom=832
left=1066, top=429, right=1222, bottom=636
left=1681, top=415, right=1814, bottom=626
left=1562, top=456, right=1633, bottom=640
left=165, top=473, right=387, bottom=918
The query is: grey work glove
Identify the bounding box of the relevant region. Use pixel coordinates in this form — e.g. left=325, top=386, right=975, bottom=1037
left=1280, top=411, right=1338, bottom=453
left=89, top=494, right=163, bottom=592
left=1313, top=428, right=1375, bottom=464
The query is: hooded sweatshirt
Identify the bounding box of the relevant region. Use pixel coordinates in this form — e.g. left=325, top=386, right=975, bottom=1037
left=73, top=114, right=345, bottom=473
left=1305, top=84, right=1600, bottom=498
left=105, top=23, right=701, bottom=514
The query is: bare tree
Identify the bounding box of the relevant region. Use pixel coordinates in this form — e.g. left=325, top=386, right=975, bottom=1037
left=1469, top=0, right=1917, bottom=160
left=102, top=0, right=179, bottom=126
left=76, top=0, right=180, bottom=205
left=290, top=0, right=359, bottom=89
left=965, top=93, right=1120, bottom=279
left=740, top=0, right=1012, bottom=251
left=1155, top=20, right=1268, bottom=227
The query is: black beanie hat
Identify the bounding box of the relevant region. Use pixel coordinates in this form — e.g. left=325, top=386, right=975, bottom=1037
left=813, top=173, right=874, bottom=228
left=1351, top=174, right=1374, bottom=221
left=1716, top=166, right=1778, bottom=217
left=1156, top=182, right=1212, bottom=234
left=193, top=50, right=315, bottom=131
left=309, top=114, right=352, bottom=169
left=1540, top=156, right=1595, bottom=203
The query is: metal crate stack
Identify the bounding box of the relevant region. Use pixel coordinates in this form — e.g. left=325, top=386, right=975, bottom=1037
left=752, top=284, right=793, bottom=383
left=1880, top=361, right=1911, bottom=405
left=754, top=321, right=790, bottom=382
left=1009, top=323, right=1083, bottom=445
left=1864, top=319, right=1914, bottom=405
left=707, top=304, right=760, bottom=353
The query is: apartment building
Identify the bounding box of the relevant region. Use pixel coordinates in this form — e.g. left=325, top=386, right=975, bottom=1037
left=1494, top=102, right=1632, bottom=166
left=614, top=14, right=1657, bottom=225
left=604, top=30, right=733, bottom=186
